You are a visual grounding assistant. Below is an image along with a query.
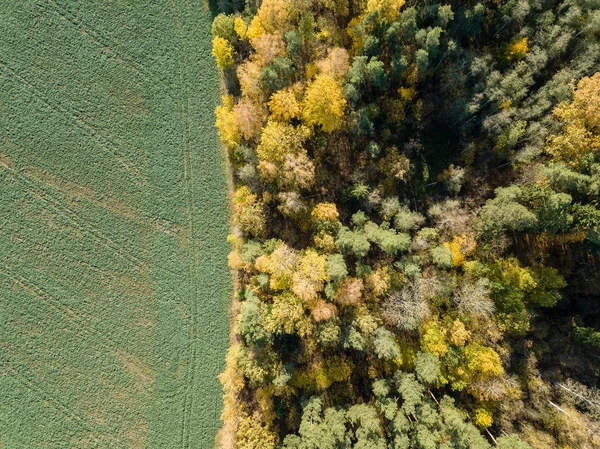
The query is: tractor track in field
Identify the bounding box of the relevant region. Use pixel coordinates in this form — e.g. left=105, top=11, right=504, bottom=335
left=3, top=366, right=90, bottom=430
left=170, top=0, right=201, bottom=446
left=0, top=160, right=186, bottom=279
left=0, top=266, right=123, bottom=355
left=0, top=162, right=148, bottom=270
left=0, top=60, right=145, bottom=185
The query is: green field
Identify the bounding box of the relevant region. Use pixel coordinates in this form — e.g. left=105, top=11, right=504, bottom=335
left=0, top=1, right=230, bottom=447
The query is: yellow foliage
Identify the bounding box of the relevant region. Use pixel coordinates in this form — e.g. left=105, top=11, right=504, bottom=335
left=302, top=74, right=346, bottom=132
left=311, top=299, right=337, bottom=322
left=316, top=47, right=350, bottom=81
left=366, top=267, right=390, bottom=298
left=269, top=88, right=301, bottom=122
left=256, top=0, right=289, bottom=34
left=506, top=37, right=529, bottom=62
left=215, top=95, right=240, bottom=149
left=246, top=16, right=266, bottom=41
left=255, top=387, right=276, bottom=425
left=292, top=356, right=352, bottom=391
left=228, top=250, right=246, bottom=270
left=292, top=249, right=328, bottom=302
left=234, top=16, right=248, bottom=39
left=218, top=344, right=246, bottom=449
left=498, top=258, right=537, bottom=292
left=313, top=232, right=336, bottom=252
left=255, top=243, right=299, bottom=290
left=421, top=320, right=448, bottom=357
left=232, top=186, right=266, bottom=235
left=444, top=233, right=476, bottom=267
left=464, top=343, right=504, bottom=380
left=448, top=318, right=470, bottom=347
left=219, top=344, right=246, bottom=397
left=365, top=0, right=405, bottom=21
left=399, top=86, right=415, bottom=102
left=546, top=72, right=600, bottom=164
left=212, top=36, right=235, bottom=69
left=236, top=415, right=277, bottom=449
left=250, top=33, right=286, bottom=65
left=256, top=121, right=311, bottom=164
left=233, top=98, right=265, bottom=141
left=334, top=277, right=364, bottom=306
left=354, top=306, right=380, bottom=336
left=237, top=61, right=264, bottom=101
left=263, top=292, right=305, bottom=335
left=473, top=408, right=493, bottom=428
left=311, top=202, right=339, bottom=223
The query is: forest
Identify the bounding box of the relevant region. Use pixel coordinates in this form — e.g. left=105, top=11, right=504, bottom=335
left=210, top=0, right=600, bottom=447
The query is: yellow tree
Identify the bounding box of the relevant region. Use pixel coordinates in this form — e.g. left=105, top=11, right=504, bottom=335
left=232, top=186, right=266, bottom=236
left=365, top=0, right=405, bottom=21
left=251, top=33, right=285, bottom=66
left=212, top=36, right=235, bottom=69
left=215, top=95, right=240, bottom=149
left=302, top=74, right=346, bottom=132
left=546, top=72, right=600, bottom=164
left=233, top=98, right=265, bottom=141
left=269, top=87, right=301, bottom=122
left=237, top=61, right=264, bottom=102
left=255, top=243, right=299, bottom=290
left=292, top=249, right=328, bottom=302
left=235, top=415, right=277, bottom=449
left=256, top=121, right=311, bottom=165
left=316, top=47, right=350, bottom=81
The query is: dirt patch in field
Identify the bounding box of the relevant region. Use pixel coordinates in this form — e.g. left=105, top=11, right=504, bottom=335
left=116, top=349, right=153, bottom=391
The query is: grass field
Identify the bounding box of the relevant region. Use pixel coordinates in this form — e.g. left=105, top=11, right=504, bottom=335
left=0, top=1, right=231, bottom=447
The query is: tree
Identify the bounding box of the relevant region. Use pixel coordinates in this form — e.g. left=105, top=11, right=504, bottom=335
left=336, top=227, right=371, bottom=257
left=255, top=243, right=299, bottom=290
left=269, top=87, right=301, bottom=121
left=365, top=0, right=405, bottom=22
left=236, top=415, right=277, bottom=449
left=238, top=292, right=269, bottom=345
left=263, top=292, right=306, bottom=335
left=316, top=48, right=350, bottom=81
left=256, top=121, right=310, bottom=165
left=326, top=254, right=348, bottom=283
left=213, top=36, right=235, bottom=69
left=372, top=327, right=401, bottom=360
left=478, top=186, right=537, bottom=237
left=292, top=249, right=328, bottom=302
left=364, top=221, right=411, bottom=255
left=233, top=186, right=265, bottom=236
left=414, top=351, right=441, bottom=385
left=215, top=95, right=240, bottom=149
left=212, top=13, right=235, bottom=40
left=233, top=98, right=265, bottom=141
left=546, top=72, right=600, bottom=165
left=431, top=245, right=453, bottom=268
left=302, top=74, right=346, bottom=132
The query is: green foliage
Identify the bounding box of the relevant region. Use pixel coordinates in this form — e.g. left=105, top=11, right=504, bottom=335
left=212, top=13, right=236, bottom=40
left=336, top=227, right=371, bottom=258
left=431, top=245, right=453, bottom=269
left=478, top=186, right=537, bottom=237
left=372, top=327, right=401, bottom=360
left=326, top=254, right=348, bottom=282
left=364, top=221, right=411, bottom=255
left=238, top=292, right=270, bottom=345
left=414, top=352, right=441, bottom=385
